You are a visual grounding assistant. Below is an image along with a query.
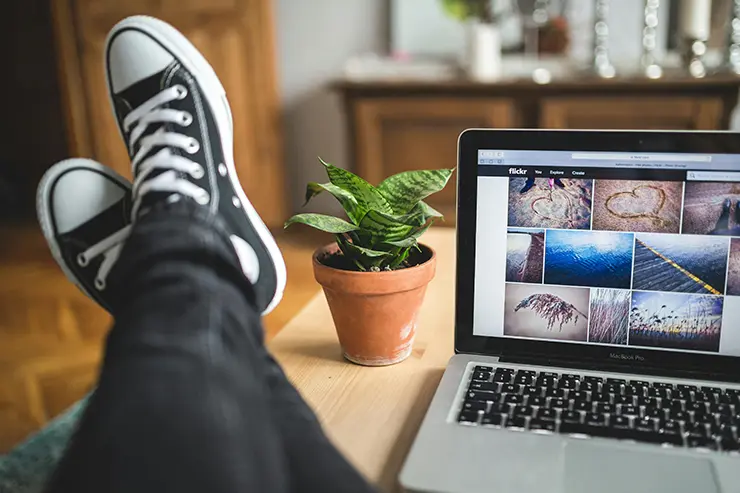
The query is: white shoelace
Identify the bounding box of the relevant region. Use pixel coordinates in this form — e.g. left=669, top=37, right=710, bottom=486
left=78, top=84, right=207, bottom=291
left=126, top=84, right=208, bottom=218
left=76, top=225, right=132, bottom=290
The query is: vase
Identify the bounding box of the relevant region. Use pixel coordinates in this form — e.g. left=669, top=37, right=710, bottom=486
left=465, top=21, right=503, bottom=82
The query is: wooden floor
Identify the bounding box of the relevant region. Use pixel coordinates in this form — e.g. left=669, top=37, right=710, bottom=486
left=0, top=224, right=331, bottom=453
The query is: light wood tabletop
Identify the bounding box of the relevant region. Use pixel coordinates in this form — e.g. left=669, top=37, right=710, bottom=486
left=269, top=227, right=457, bottom=492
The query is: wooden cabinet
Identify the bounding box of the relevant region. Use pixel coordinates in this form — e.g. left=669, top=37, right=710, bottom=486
left=354, top=98, right=514, bottom=220
left=540, top=96, right=724, bottom=129
left=337, top=77, right=740, bottom=225
left=52, top=0, right=286, bottom=226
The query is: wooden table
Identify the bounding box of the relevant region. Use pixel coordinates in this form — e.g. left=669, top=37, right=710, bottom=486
left=269, top=228, right=456, bottom=492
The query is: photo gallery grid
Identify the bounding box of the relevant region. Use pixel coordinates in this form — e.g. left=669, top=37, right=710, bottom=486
left=504, top=176, right=740, bottom=354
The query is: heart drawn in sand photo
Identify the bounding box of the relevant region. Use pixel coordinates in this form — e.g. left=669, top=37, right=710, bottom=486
left=592, top=180, right=682, bottom=234
left=508, top=178, right=592, bottom=230
left=605, top=185, right=669, bottom=227
left=531, top=190, right=571, bottom=222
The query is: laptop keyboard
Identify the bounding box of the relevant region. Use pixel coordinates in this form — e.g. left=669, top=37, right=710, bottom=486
left=457, top=366, right=740, bottom=452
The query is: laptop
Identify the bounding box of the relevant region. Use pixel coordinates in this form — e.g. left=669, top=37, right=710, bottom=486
left=400, top=129, right=740, bottom=493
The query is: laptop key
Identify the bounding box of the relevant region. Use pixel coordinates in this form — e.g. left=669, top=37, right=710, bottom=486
left=463, top=401, right=488, bottom=413
left=472, top=371, right=492, bottom=382
left=710, top=403, right=732, bottom=416
left=559, top=378, right=578, bottom=389
left=595, top=403, right=615, bottom=414
left=536, top=408, right=557, bottom=421
left=573, top=401, right=592, bottom=412
left=579, top=381, right=597, bottom=392
left=512, top=405, right=534, bottom=418
left=458, top=410, right=480, bottom=423
left=550, top=398, right=568, bottom=409
left=522, top=385, right=541, bottom=396
left=516, top=370, right=537, bottom=377
left=634, top=417, right=657, bottom=432
left=529, top=419, right=556, bottom=432
left=619, top=405, right=639, bottom=417
left=481, top=413, right=504, bottom=427
left=560, top=410, right=582, bottom=423
left=606, top=378, right=627, bottom=385
left=527, top=396, right=546, bottom=407
left=504, top=394, right=523, bottom=405
left=514, top=374, right=534, bottom=385
left=584, top=413, right=606, bottom=426
left=613, top=395, right=634, bottom=405
left=493, top=372, right=513, bottom=383
left=583, top=376, right=603, bottom=383
left=506, top=416, right=527, bottom=429
left=466, top=391, right=498, bottom=403
left=540, top=371, right=559, bottom=379
left=545, top=388, right=566, bottom=399
left=609, top=415, right=630, bottom=429
left=469, top=381, right=498, bottom=392
left=475, top=365, right=494, bottom=373
left=500, top=384, right=521, bottom=394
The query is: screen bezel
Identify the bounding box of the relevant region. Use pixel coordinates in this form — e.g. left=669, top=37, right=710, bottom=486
left=456, top=129, right=740, bottom=381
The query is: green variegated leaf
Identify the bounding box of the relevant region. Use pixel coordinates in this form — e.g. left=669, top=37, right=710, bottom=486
left=419, top=200, right=443, bottom=220
left=342, top=241, right=392, bottom=258
left=284, top=213, right=359, bottom=233
left=381, top=222, right=433, bottom=248
left=358, top=210, right=416, bottom=242
left=304, top=182, right=362, bottom=224
left=319, top=157, right=392, bottom=214
left=377, top=169, right=454, bottom=214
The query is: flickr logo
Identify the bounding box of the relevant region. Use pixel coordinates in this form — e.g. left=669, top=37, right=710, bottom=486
left=508, top=167, right=527, bottom=175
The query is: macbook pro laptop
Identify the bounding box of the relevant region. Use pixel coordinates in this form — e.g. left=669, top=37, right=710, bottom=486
left=400, top=130, right=740, bottom=493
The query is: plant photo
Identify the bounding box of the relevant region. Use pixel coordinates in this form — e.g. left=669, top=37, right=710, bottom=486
left=503, top=283, right=589, bottom=342
left=587, top=289, right=630, bottom=345
left=284, top=158, right=454, bottom=272
left=628, top=291, right=723, bottom=353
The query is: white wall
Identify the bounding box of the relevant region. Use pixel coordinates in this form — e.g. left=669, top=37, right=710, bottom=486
left=276, top=0, right=388, bottom=214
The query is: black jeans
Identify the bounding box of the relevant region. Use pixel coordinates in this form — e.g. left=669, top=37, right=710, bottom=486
left=44, top=201, right=377, bottom=493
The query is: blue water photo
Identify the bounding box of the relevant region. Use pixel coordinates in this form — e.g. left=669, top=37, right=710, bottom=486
left=544, top=230, right=634, bottom=289
left=632, top=233, right=729, bottom=295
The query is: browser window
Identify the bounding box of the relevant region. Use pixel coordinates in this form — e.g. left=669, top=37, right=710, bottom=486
left=474, top=150, right=740, bottom=356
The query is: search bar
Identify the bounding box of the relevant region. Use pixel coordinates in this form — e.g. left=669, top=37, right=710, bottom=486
left=687, top=171, right=740, bottom=182
left=571, top=153, right=712, bottom=162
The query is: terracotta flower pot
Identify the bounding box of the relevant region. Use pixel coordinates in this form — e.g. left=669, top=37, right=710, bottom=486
left=312, top=243, right=437, bottom=366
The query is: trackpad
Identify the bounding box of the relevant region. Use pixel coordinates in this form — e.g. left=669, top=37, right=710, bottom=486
left=564, top=441, right=719, bottom=493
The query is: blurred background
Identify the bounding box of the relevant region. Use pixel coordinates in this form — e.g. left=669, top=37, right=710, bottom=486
left=2, top=0, right=740, bottom=451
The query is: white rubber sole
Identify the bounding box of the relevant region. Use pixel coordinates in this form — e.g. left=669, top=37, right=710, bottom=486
left=36, top=158, right=131, bottom=304
left=104, top=15, right=286, bottom=315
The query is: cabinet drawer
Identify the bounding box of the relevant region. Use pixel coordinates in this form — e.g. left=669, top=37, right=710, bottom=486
left=540, top=96, right=723, bottom=130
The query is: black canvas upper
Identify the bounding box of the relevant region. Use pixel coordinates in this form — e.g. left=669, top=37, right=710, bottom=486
left=48, top=168, right=131, bottom=313
left=106, top=27, right=278, bottom=312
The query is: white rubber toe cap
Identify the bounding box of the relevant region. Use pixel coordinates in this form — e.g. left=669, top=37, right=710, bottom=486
left=107, top=28, right=175, bottom=93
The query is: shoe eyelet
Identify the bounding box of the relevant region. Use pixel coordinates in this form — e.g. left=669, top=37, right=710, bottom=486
left=191, top=165, right=205, bottom=179
left=218, top=163, right=228, bottom=177
left=196, top=191, right=210, bottom=205
left=77, top=253, right=89, bottom=267
left=187, top=139, right=200, bottom=154
left=94, top=278, right=106, bottom=290
left=181, top=112, right=193, bottom=126
left=174, top=85, right=188, bottom=99
left=232, top=196, right=241, bottom=208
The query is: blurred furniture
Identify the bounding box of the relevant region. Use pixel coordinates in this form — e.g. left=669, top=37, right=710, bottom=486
left=51, top=0, right=287, bottom=226
left=335, top=76, right=740, bottom=225
left=269, top=227, right=455, bottom=493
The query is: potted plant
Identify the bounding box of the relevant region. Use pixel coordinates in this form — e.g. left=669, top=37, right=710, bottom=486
left=285, top=159, right=454, bottom=366
left=440, top=0, right=503, bottom=81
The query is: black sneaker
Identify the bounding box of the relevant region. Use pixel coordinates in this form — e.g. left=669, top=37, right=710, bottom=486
left=37, top=159, right=131, bottom=313
left=104, top=15, right=286, bottom=314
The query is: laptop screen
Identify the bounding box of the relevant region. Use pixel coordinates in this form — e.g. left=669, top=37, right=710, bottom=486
left=473, top=150, right=740, bottom=357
